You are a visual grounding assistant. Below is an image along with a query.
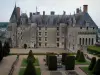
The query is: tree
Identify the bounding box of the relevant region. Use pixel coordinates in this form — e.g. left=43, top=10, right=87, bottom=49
left=78, top=52, right=86, bottom=62
left=0, top=41, right=3, bottom=62
left=3, top=41, right=10, bottom=57
left=92, top=59, right=100, bottom=75
left=76, top=50, right=81, bottom=60
left=24, top=60, right=36, bottom=75
left=24, top=44, right=27, bottom=49
left=27, top=50, right=35, bottom=63
left=88, top=57, right=96, bottom=71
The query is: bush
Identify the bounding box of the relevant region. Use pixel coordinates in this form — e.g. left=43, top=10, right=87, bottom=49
left=78, top=52, right=86, bottom=62
left=65, top=56, right=75, bottom=70
left=3, top=41, right=10, bottom=57
left=92, top=59, right=100, bottom=74
left=0, top=41, right=3, bottom=62
left=46, top=52, right=54, bottom=66
left=88, top=57, right=96, bottom=71
left=62, top=53, right=68, bottom=65
left=76, top=50, right=81, bottom=60
left=48, top=55, right=57, bottom=70
left=27, top=50, right=35, bottom=63
left=24, top=60, right=36, bottom=75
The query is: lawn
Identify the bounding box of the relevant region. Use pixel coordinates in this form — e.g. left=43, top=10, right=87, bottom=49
left=19, top=68, right=41, bottom=75
left=21, top=58, right=39, bottom=66
left=80, top=67, right=93, bottom=75
left=75, top=60, right=90, bottom=65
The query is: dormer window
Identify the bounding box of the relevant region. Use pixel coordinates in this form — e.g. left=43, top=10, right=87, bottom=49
left=86, top=27, right=88, bottom=30
left=80, top=27, right=82, bottom=29
left=93, top=27, right=95, bottom=29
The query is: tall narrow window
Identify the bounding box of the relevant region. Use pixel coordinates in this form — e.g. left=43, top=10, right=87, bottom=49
left=89, top=38, right=90, bottom=45
left=39, top=42, right=41, bottom=46
left=79, top=38, right=81, bottom=45
left=45, top=32, right=47, bottom=36
left=86, top=38, right=87, bottom=45
left=39, top=32, right=41, bottom=35
left=57, top=32, right=59, bottom=36
left=39, top=27, right=41, bottom=30
left=57, top=38, right=59, bottom=41
left=45, top=37, right=47, bottom=41
left=92, top=38, right=94, bottom=45
left=45, top=43, right=47, bottom=46
left=57, top=27, right=59, bottom=30
left=57, top=43, right=59, bottom=47
left=83, top=38, right=84, bottom=45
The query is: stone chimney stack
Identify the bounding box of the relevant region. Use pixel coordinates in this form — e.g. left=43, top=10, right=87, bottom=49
left=83, top=5, right=88, bottom=12
left=76, top=8, right=79, bottom=13
left=30, top=12, right=32, bottom=18
left=51, top=11, right=55, bottom=15
left=43, top=11, right=45, bottom=15
left=63, top=11, right=66, bottom=15
left=16, top=7, right=20, bottom=19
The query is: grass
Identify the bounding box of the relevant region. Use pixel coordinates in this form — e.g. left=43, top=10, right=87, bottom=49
left=88, top=46, right=100, bottom=53
left=75, top=60, right=90, bottom=65
left=80, top=67, right=93, bottom=75
left=21, top=58, right=39, bottom=66
left=19, top=68, right=41, bottom=75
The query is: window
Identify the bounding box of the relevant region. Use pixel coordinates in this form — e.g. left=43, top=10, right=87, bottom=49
left=45, top=27, right=47, bottom=30
left=57, top=32, right=59, bottom=36
left=93, top=27, right=95, bottom=29
left=92, top=38, right=94, bottom=45
left=57, top=27, right=59, bottom=30
left=39, top=32, right=41, bottom=35
left=86, top=38, right=87, bottom=45
left=57, top=43, right=59, bottom=47
left=80, top=27, right=82, bottom=29
left=86, top=27, right=88, bottom=30
left=45, top=32, right=47, bottom=36
left=57, top=38, right=59, bottom=41
left=38, top=37, right=41, bottom=41
left=83, top=38, right=84, bottom=45
left=79, top=38, right=81, bottom=45
left=45, top=43, right=47, bottom=46
left=45, top=37, right=47, bottom=41
left=39, top=42, right=41, bottom=46
left=89, top=38, right=90, bottom=45
left=39, top=27, right=41, bottom=30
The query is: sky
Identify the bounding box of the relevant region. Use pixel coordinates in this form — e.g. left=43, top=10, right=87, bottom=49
left=0, top=0, right=100, bottom=27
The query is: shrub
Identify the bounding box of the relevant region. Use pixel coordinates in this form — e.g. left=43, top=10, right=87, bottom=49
left=46, top=52, right=54, bottom=66
left=76, top=50, right=81, bottom=60
left=88, top=57, right=96, bottom=71
left=27, top=50, right=35, bottom=63
left=48, top=55, right=57, bottom=70
left=0, top=41, right=3, bottom=62
left=62, top=53, right=67, bottom=65
left=78, top=52, right=86, bottom=62
left=65, top=56, right=75, bottom=70
left=92, top=59, right=100, bottom=74
left=24, top=60, right=36, bottom=75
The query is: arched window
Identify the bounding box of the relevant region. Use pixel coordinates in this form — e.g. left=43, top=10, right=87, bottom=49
left=86, top=38, right=87, bottom=45
left=83, top=38, right=84, bottom=45
left=89, top=38, right=90, bottom=45
left=79, top=38, right=81, bottom=45
left=92, top=38, right=94, bottom=45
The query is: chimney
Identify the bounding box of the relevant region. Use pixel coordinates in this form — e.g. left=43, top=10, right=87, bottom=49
left=63, top=11, right=66, bottom=15
left=30, top=12, right=32, bottom=18
left=43, top=11, right=45, bottom=15
left=16, top=7, right=20, bottom=19
left=33, top=13, right=35, bottom=15
left=51, top=11, right=55, bottom=15
left=37, top=12, right=40, bottom=15
left=83, top=5, right=88, bottom=12
left=76, top=8, right=79, bottom=13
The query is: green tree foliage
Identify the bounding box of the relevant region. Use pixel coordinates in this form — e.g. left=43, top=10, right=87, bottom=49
left=78, top=52, right=86, bottom=62
left=65, top=56, right=75, bottom=70
left=24, top=60, right=36, bottom=75
left=76, top=50, right=81, bottom=60
left=27, top=50, right=35, bottom=63
left=88, top=57, right=96, bottom=71
left=92, top=59, right=100, bottom=75
left=3, top=41, right=10, bottom=57
left=48, top=55, right=57, bottom=70
left=0, top=41, right=3, bottom=62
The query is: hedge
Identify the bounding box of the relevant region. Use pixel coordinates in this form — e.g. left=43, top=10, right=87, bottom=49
left=65, top=56, right=75, bottom=70
left=48, top=55, right=57, bottom=70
